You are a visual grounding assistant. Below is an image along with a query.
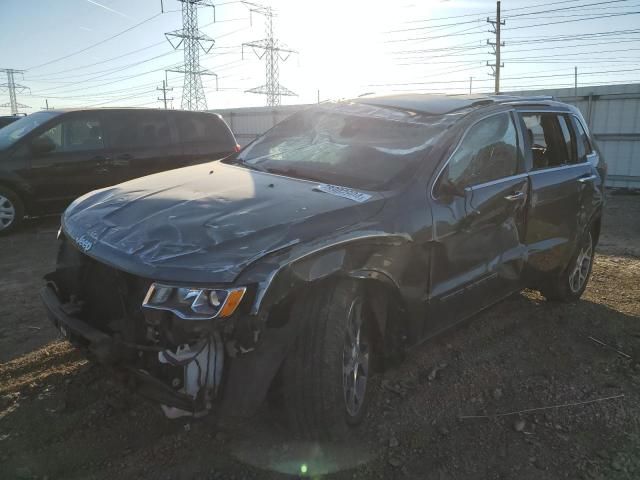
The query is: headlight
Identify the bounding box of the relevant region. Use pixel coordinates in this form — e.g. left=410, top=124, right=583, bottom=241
left=143, top=283, right=246, bottom=320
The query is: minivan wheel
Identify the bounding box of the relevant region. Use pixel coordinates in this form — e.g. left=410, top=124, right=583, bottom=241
left=282, top=279, right=374, bottom=439
left=0, top=186, right=24, bottom=235
left=541, top=230, right=594, bottom=302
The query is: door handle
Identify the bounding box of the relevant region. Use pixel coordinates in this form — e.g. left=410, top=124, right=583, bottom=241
left=504, top=191, right=525, bottom=201
left=577, top=174, right=598, bottom=183
left=92, top=155, right=112, bottom=173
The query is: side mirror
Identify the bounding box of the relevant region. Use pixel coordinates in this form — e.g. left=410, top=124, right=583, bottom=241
left=30, top=136, right=56, bottom=155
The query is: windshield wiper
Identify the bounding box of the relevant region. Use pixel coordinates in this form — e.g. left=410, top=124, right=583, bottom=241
left=264, top=166, right=328, bottom=183
left=225, top=156, right=268, bottom=173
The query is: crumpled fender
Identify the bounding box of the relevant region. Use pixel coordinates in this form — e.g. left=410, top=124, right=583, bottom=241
left=219, top=230, right=424, bottom=417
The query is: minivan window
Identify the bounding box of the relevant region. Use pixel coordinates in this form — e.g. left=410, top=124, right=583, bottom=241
left=233, top=104, right=450, bottom=190
left=177, top=113, right=234, bottom=145
left=0, top=111, right=59, bottom=150
left=109, top=112, right=171, bottom=149
left=443, top=112, right=518, bottom=188
left=522, top=113, right=573, bottom=169
left=37, top=117, right=104, bottom=152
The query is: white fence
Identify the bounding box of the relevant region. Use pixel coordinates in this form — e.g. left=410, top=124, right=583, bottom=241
left=212, top=83, right=640, bottom=189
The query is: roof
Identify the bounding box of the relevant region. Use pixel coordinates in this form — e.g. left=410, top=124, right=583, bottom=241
left=36, top=107, right=220, bottom=115
left=353, top=93, right=564, bottom=115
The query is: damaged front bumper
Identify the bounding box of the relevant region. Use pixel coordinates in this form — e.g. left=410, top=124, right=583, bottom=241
left=40, top=284, right=224, bottom=418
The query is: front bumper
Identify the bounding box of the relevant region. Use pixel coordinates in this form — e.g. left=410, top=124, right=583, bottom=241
left=40, top=284, right=205, bottom=413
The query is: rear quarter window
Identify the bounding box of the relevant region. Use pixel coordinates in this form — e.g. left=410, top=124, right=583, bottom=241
left=176, top=113, right=235, bottom=147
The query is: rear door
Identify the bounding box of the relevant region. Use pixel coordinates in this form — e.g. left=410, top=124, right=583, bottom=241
left=27, top=112, right=112, bottom=212
left=428, top=111, right=528, bottom=335
left=518, top=109, right=594, bottom=283
left=174, top=111, right=237, bottom=165
left=105, top=110, right=182, bottom=182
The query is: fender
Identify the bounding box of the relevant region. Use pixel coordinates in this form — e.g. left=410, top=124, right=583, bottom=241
left=239, top=231, right=416, bottom=319
left=219, top=232, right=425, bottom=417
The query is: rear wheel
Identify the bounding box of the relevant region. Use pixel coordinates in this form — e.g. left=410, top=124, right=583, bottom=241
left=541, top=230, right=594, bottom=301
left=282, top=279, right=374, bottom=438
left=0, top=186, right=24, bottom=235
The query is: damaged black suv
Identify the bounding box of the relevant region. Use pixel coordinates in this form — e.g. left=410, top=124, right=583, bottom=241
left=42, top=94, right=605, bottom=437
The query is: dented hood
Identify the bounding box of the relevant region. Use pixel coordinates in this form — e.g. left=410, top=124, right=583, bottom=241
left=62, top=162, right=386, bottom=283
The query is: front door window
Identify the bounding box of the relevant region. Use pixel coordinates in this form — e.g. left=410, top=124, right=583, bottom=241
left=442, top=112, right=519, bottom=189
left=37, top=117, right=104, bottom=153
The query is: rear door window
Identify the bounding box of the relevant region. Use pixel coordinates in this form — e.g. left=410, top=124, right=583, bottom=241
left=521, top=113, right=576, bottom=169
left=109, top=112, right=172, bottom=149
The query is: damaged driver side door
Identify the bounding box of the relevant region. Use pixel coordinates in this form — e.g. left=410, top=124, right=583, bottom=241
left=428, top=111, right=528, bottom=336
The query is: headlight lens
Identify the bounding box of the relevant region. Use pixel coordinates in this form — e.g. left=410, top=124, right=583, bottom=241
left=143, top=284, right=245, bottom=320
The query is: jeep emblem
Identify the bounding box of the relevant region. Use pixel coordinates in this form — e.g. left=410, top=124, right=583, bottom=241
left=77, top=235, right=94, bottom=252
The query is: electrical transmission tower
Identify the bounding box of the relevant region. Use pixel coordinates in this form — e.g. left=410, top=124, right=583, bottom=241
left=242, top=3, right=297, bottom=107
left=486, top=0, right=504, bottom=94
left=0, top=69, right=30, bottom=115
left=165, top=0, right=217, bottom=111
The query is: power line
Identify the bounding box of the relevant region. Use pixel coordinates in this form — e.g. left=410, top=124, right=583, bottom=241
left=503, top=10, right=640, bottom=31
left=27, top=50, right=180, bottom=87
left=25, top=40, right=169, bottom=79
left=26, top=12, right=168, bottom=70
left=389, top=0, right=635, bottom=33
left=395, top=37, right=640, bottom=61
left=385, top=24, right=487, bottom=44
left=398, top=0, right=600, bottom=26
left=505, top=0, right=634, bottom=18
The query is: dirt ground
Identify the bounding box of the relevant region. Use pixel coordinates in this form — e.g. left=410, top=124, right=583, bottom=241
left=1, top=193, right=639, bottom=480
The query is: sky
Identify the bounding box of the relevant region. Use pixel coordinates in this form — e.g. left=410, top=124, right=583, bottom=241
left=1, top=0, right=640, bottom=115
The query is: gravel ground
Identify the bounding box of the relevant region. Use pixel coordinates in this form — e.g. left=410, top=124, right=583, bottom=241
left=0, top=193, right=639, bottom=480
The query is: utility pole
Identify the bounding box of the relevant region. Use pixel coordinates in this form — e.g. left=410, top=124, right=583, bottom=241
left=0, top=68, right=30, bottom=115
left=469, top=76, right=473, bottom=95
left=42, top=99, right=52, bottom=110
left=157, top=79, right=174, bottom=109
left=487, top=1, right=505, bottom=95
left=165, top=0, right=218, bottom=111
left=574, top=66, right=578, bottom=99
left=242, top=2, right=297, bottom=106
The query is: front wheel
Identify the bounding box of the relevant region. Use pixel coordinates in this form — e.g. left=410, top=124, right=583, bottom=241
left=282, top=279, right=375, bottom=439
left=541, top=230, right=594, bottom=301
left=0, top=186, right=24, bottom=235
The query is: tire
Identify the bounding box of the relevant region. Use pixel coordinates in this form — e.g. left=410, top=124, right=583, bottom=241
left=540, top=229, right=594, bottom=302
left=282, top=279, right=375, bottom=439
left=0, top=186, right=24, bottom=235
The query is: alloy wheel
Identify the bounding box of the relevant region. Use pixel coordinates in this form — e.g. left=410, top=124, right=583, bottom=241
left=569, top=233, right=593, bottom=293
left=342, top=296, right=370, bottom=418
left=0, top=195, right=16, bottom=231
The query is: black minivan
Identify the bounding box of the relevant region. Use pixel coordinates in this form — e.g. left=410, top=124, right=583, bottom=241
left=0, top=108, right=239, bottom=233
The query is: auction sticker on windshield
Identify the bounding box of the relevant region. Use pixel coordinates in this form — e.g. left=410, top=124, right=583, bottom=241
left=315, top=184, right=372, bottom=203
